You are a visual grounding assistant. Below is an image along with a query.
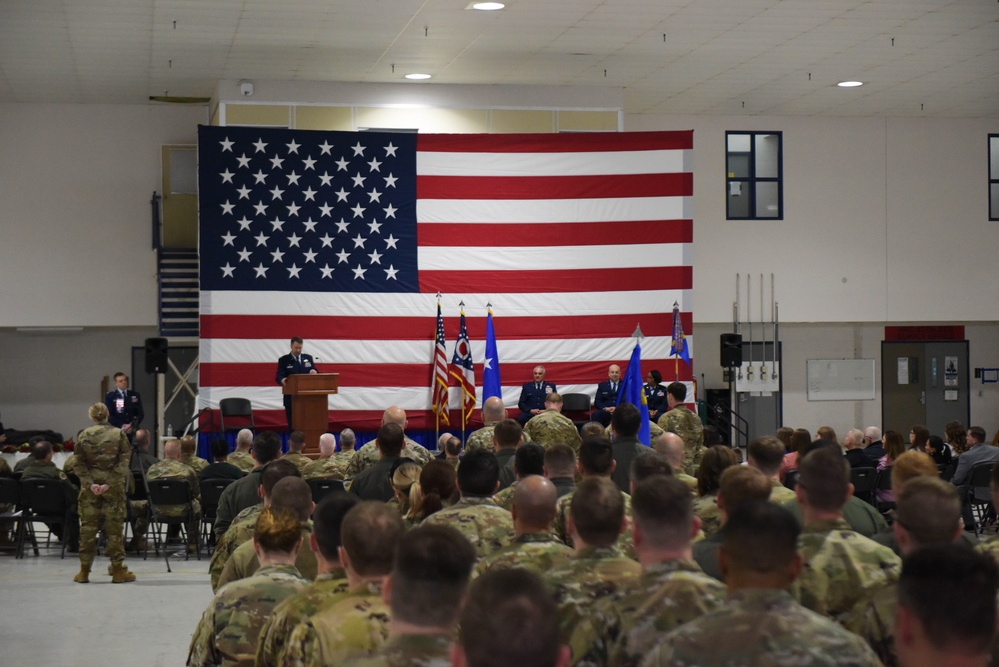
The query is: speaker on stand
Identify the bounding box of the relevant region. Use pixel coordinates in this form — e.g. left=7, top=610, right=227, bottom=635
left=144, top=337, right=168, bottom=374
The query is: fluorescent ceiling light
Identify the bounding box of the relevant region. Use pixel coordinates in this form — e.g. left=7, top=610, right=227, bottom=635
left=837, top=81, right=863, bottom=87
left=404, top=73, right=432, bottom=80
left=471, top=2, right=506, bottom=10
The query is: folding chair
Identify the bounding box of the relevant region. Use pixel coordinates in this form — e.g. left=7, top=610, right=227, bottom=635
left=783, top=469, right=800, bottom=491
left=219, top=398, right=255, bottom=435
left=19, top=478, right=73, bottom=559
left=850, top=467, right=877, bottom=505
left=0, top=478, right=27, bottom=558
left=560, top=393, right=593, bottom=431
left=146, top=478, right=201, bottom=572
left=307, top=477, right=346, bottom=506
left=874, top=467, right=896, bottom=517
left=967, top=462, right=996, bottom=536
left=199, top=478, right=235, bottom=551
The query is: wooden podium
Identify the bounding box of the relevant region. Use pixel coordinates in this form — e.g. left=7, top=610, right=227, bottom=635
left=283, top=373, right=338, bottom=456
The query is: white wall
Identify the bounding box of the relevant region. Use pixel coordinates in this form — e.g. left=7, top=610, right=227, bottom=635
left=0, top=102, right=207, bottom=327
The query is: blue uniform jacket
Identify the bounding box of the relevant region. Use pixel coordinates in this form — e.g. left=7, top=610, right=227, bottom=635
left=594, top=380, right=620, bottom=411
left=275, top=353, right=317, bottom=384
left=104, top=389, right=144, bottom=429
left=518, top=381, right=557, bottom=414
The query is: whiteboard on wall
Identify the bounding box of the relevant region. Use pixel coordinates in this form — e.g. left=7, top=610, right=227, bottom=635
left=806, top=359, right=876, bottom=401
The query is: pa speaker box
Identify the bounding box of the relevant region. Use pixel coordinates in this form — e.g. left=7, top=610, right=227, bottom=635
left=720, top=333, right=743, bottom=368
left=145, top=337, right=168, bottom=373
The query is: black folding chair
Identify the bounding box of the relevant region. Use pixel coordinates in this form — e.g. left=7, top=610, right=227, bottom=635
left=19, top=478, right=73, bottom=559
left=874, top=467, right=896, bottom=517
left=967, top=462, right=996, bottom=536
left=560, top=393, right=593, bottom=431
left=199, top=478, right=234, bottom=550
left=783, top=469, right=800, bottom=490
left=938, top=461, right=957, bottom=482
left=850, top=467, right=877, bottom=505
left=219, top=398, right=255, bottom=435
left=307, top=477, right=346, bottom=506
left=0, top=478, right=27, bottom=558
left=146, top=478, right=201, bottom=572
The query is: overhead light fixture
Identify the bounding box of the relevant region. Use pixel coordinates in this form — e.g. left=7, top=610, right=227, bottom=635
left=404, top=73, right=432, bottom=80
left=471, top=2, right=505, bottom=9
left=837, top=81, right=863, bottom=87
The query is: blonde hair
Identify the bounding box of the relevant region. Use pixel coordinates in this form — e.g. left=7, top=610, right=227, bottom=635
left=254, top=507, right=303, bottom=554
left=892, top=451, right=939, bottom=492
left=89, top=403, right=109, bottom=422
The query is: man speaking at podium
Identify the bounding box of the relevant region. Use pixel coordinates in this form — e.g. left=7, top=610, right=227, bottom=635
left=275, top=336, right=318, bottom=430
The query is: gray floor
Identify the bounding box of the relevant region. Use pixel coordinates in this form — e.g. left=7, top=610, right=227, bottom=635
left=0, top=531, right=214, bottom=666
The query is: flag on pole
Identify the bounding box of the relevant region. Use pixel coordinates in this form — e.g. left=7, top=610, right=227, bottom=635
left=621, top=341, right=652, bottom=446
left=432, top=300, right=450, bottom=425
left=450, top=307, right=476, bottom=423
left=482, top=307, right=502, bottom=401
left=669, top=301, right=691, bottom=365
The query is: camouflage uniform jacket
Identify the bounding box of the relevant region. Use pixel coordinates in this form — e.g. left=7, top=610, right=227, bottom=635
left=782, top=496, right=888, bottom=539
left=656, top=405, right=703, bottom=476
left=421, top=496, right=514, bottom=559
left=255, top=570, right=350, bottom=666
left=794, top=518, right=901, bottom=622
left=523, top=410, right=582, bottom=454
left=281, top=580, right=391, bottom=667
left=769, top=479, right=798, bottom=505
left=341, top=633, right=453, bottom=667
left=71, top=422, right=130, bottom=493
left=573, top=559, right=726, bottom=667
left=473, top=531, right=572, bottom=578
left=692, top=493, right=723, bottom=538
left=227, top=450, right=256, bottom=473
left=211, top=503, right=264, bottom=591
left=344, top=439, right=432, bottom=481
left=302, top=452, right=353, bottom=480
left=492, top=482, right=515, bottom=511
left=188, top=563, right=308, bottom=667
left=182, top=453, right=211, bottom=475
left=146, top=458, right=202, bottom=517
left=218, top=522, right=319, bottom=589
left=843, top=578, right=898, bottom=667
left=466, top=423, right=535, bottom=454
left=281, top=452, right=312, bottom=473
left=675, top=472, right=699, bottom=494
left=639, top=589, right=882, bottom=667
left=546, top=545, right=642, bottom=645
left=554, top=487, right=636, bottom=560
left=978, top=536, right=999, bottom=567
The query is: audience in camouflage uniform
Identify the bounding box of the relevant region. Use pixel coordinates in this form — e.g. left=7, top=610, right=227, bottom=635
left=524, top=392, right=582, bottom=455
left=301, top=432, right=353, bottom=480
left=656, top=381, right=704, bottom=475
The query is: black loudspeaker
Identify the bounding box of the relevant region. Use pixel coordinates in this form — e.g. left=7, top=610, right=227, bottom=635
left=145, top=337, right=168, bottom=373
left=720, top=333, right=743, bottom=368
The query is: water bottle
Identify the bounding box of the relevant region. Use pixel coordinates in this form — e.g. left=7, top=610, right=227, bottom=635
left=166, top=424, right=174, bottom=437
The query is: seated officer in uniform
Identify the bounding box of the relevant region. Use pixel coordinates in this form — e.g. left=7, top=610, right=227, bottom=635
left=590, top=364, right=622, bottom=427
left=517, top=365, right=557, bottom=426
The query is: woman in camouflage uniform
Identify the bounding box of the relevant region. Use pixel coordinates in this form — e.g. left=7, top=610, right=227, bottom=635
left=71, top=402, right=134, bottom=583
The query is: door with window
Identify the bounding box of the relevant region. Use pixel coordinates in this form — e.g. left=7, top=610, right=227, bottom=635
left=881, top=341, right=969, bottom=437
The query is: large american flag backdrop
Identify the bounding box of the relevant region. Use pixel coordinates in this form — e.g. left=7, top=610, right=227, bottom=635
left=197, top=124, right=694, bottom=431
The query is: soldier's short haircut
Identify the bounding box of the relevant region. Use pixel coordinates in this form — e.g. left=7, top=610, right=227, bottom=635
left=31, top=440, right=53, bottom=460
left=571, top=477, right=624, bottom=547
left=630, top=450, right=673, bottom=483
left=493, top=418, right=522, bottom=450
left=133, top=430, right=150, bottom=449
left=513, top=476, right=558, bottom=528
left=236, top=429, right=254, bottom=447
left=898, top=544, right=998, bottom=655
left=340, top=428, right=356, bottom=450
left=114, top=371, right=128, bottom=381
left=545, top=391, right=562, bottom=404
left=390, top=525, right=476, bottom=627
left=611, top=402, right=641, bottom=437
left=666, top=381, right=687, bottom=402
left=544, top=443, right=576, bottom=477
left=210, top=438, right=229, bottom=461
left=721, top=501, right=800, bottom=574
left=632, top=475, right=693, bottom=550
left=376, top=422, right=405, bottom=458
left=269, top=477, right=313, bottom=523
left=579, top=437, right=615, bottom=475
left=287, top=430, right=306, bottom=451
left=445, top=436, right=462, bottom=457
left=891, top=451, right=939, bottom=490
left=290, top=336, right=303, bottom=345
left=89, top=402, right=109, bottom=422
left=580, top=421, right=606, bottom=440
left=747, top=436, right=785, bottom=476
left=514, top=442, right=545, bottom=477
left=252, top=431, right=282, bottom=464
left=459, top=568, right=562, bottom=667
left=718, top=465, right=772, bottom=514
left=457, top=449, right=500, bottom=496
left=895, top=477, right=961, bottom=548
left=254, top=507, right=303, bottom=554
left=968, top=426, right=987, bottom=443
left=341, top=501, right=405, bottom=576
left=312, top=491, right=361, bottom=561
left=703, top=425, right=724, bottom=447
left=696, top=445, right=739, bottom=496
left=797, top=445, right=850, bottom=512
left=260, top=459, right=301, bottom=496
left=180, top=435, right=197, bottom=455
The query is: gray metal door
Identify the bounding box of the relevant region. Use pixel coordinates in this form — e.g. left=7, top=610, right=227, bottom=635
left=882, top=341, right=969, bottom=435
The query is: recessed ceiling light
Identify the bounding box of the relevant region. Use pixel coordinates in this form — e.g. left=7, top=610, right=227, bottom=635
left=471, top=2, right=505, bottom=10
left=404, top=73, right=432, bottom=80
left=837, top=81, right=863, bottom=87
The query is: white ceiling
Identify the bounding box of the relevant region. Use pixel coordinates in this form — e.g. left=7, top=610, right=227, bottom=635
left=1, top=0, right=997, bottom=117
